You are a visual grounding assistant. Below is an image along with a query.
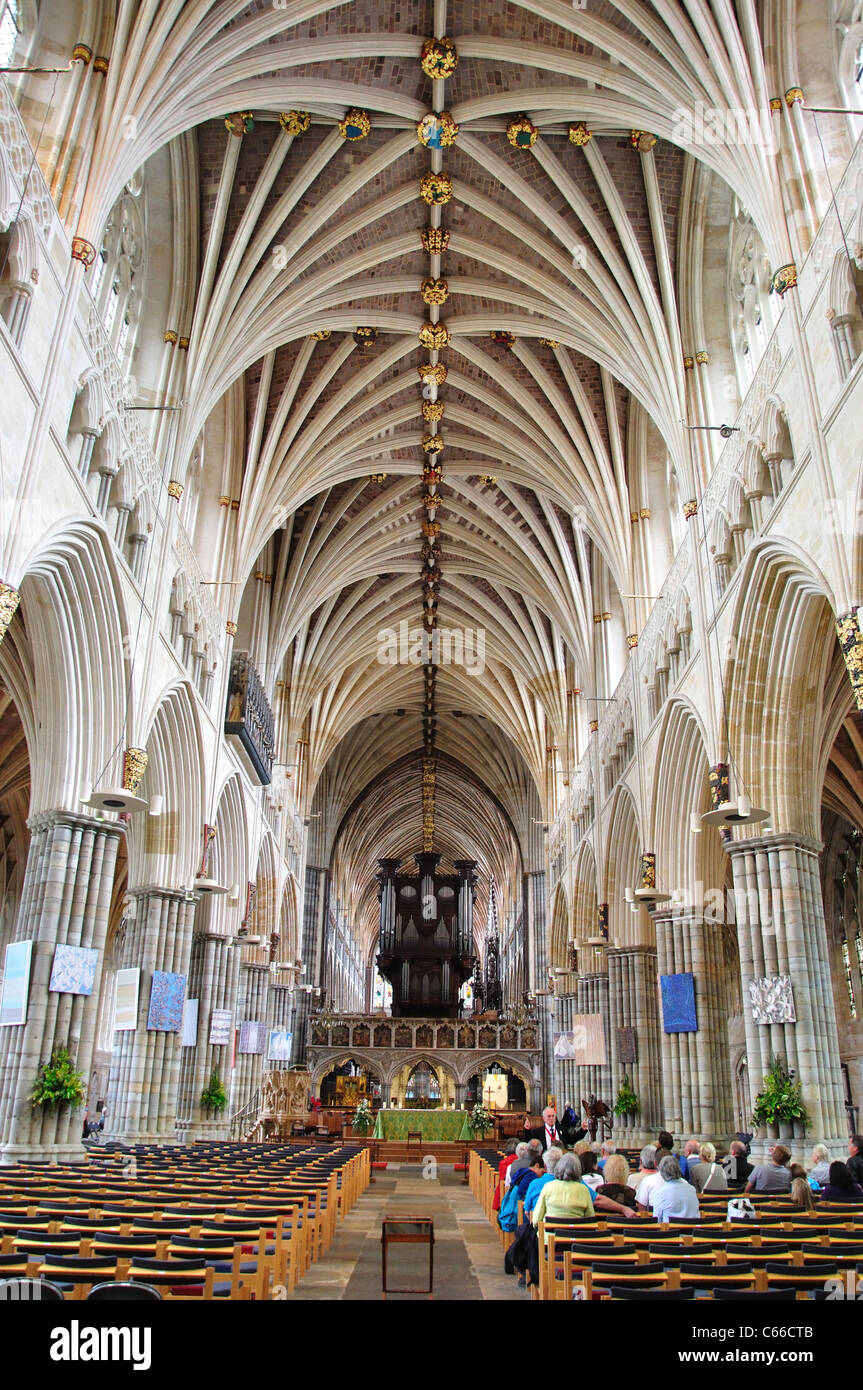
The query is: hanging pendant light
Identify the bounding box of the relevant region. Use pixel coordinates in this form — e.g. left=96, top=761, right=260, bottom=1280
left=700, top=762, right=770, bottom=827
left=633, top=852, right=671, bottom=904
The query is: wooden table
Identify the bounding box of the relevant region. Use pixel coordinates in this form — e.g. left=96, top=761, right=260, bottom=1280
left=381, top=1216, right=434, bottom=1297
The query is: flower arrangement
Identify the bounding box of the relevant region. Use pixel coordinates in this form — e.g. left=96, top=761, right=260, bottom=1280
left=200, top=1070, right=228, bottom=1113
left=751, top=1054, right=810, bottom=1129
left=339, top=109, right=371, bottom=140
left=467, top=1102, right=493, bottom=1137
left=420, top=171, right=453, bottom=205
left=420, top=36, right=459, bottom=80
left=279, top=111, right=311, bottom=136
left=30, top=1048, right=85, bottom=1109
left=352, top=1099, right=375, bottom=1135
left=613, top=1074, right=639, bottom=1117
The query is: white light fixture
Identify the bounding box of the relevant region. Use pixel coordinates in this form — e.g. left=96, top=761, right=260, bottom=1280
left=701, top=793, right=770, bottom=828
left=194, top=876, right=229, bottom=895
left=84, top=787, right=148, bottom=814
left=149, top=794, right=164, bottom=817
left=624, top=887, right=634, bottom=902
left=689, top=811, right=701, bottom=834
left=228, top=883, right=240, bottom=904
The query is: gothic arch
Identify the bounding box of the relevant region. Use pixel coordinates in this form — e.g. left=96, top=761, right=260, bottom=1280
left=126, top=681, right=205, bottom=891
left=726, top=540, right=839, bottom=836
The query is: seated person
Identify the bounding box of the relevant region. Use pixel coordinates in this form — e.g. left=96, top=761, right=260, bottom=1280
left=687, top=1142, right=728, bottom=1194
left=531, top=1152, right=595, bottom=1226
left=512, top=1152, right=546, bottom=1203
left=848, top=1135, right=863, bottom=1187
left=579, top=1150, right=603, bottom=1192
left=655, top=1130, right=674, bottom=1162
left=596, top=1153, right=637, bottom=1209
left=650, top=1155, right=701, bottom=1221
left=505, top=1140, right=537, bottom=1191
left=819, top=1160, right=863, bottom=1204
left=532, top=1152, right=635, bottom=1228
left=790, top=1164, right=816, bottom=1212
left=524, top=1145, right=562, bottom=1217
left=634, top=1145, right=663, bottom=1211
left=745, top=1143, right=792, bottom=1196
left=597, top=1141, right=616, bottom=1172
left=678, top=1138, right=701, bottom=1182
left=807, top=1143, right=830, bottom=1189
left=493, top=1139, right=519, bottom=1212
left=723, top=1138, right=754, bottom=1186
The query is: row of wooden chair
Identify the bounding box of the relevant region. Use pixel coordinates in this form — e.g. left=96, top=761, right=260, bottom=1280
left=0, top=1141, right=370, bottom=1299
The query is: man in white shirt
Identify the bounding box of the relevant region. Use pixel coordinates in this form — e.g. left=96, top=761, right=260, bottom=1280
left=634, top=1145, right=664, bottom=1210
left=650, top=1156, right=700, bottom=1221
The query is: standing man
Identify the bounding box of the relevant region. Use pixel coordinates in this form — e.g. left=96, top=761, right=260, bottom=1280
left=524, top=1105, right=585, bottom=1151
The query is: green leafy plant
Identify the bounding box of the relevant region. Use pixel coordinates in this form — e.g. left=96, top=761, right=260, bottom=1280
left=200, top=1069, right=227, bottom=1113
left=30, top=1048, right=85, bottom=1109
left=352, top=1099, right=375, bottom=1135
left=751, top=1053, right=810, bottom=1129
left=613, top=1073, right=639, bottom=1117
left=467, top=1101, right=493, bottom=1137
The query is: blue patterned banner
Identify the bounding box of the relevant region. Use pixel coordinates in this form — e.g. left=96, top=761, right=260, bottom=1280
left=660, top=972, right=697, bottom=1033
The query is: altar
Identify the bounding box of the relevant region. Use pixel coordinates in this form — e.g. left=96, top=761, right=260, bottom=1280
left=372, top=1109, right=474, bottom=1141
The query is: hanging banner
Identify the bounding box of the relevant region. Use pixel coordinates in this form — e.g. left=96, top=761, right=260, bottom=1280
left=209, top=1009, right=233, bottom=1046
left=181, top=998, right=199, bottom=1047
left=114, top=968, right=140, bottom=1031
left=0, top=940, right=33, bottom=1027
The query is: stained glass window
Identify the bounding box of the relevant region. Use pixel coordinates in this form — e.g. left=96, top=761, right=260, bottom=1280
left=0, top=2, right=19, bottom=66
left=372, top=969, right=392, bottom=1013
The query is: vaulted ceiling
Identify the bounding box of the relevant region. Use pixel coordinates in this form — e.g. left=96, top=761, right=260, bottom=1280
left=67, top=0, right=792, bottom=942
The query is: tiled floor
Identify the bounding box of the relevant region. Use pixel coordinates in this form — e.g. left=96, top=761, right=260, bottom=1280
left=290, top=1162, right=524, bottom=1300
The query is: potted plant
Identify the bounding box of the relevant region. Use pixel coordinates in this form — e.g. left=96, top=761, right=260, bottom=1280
left=751, top=1054, right=809, bottom=1139
left=30, top=1048, right=85, bottom=1110
left=467, top=1101, right=493, bottom=1138
left=200, top=1069, right=227, bottom=1117
left=352, top=1098, right=375, bottom=1136
left=613, top=1074, right=639, bottom=1119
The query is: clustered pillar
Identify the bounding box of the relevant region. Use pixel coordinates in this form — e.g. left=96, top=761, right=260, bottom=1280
left=0, top=812, right=123, bottom=1162
left=652, top=914, right=733, bottom=1141
left=232, top=955, right=270, bottom=1121
left=175, top=893, right=239, bottom=1141
left=107, top=888, right=195, bottom=1143
left=729, top=833, right=846, bottom=1156
left=606, top=946, right=662, bottom=1145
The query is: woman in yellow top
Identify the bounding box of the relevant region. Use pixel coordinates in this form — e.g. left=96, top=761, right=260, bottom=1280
left=532, top=1152, right=636, bottom=1226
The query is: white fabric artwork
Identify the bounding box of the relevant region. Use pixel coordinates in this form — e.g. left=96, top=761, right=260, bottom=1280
left=749, top=974, right=796, bottom=1025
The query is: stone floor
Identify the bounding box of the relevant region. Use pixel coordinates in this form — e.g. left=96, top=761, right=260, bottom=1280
left=290, top=1161, right=525, bottom=1300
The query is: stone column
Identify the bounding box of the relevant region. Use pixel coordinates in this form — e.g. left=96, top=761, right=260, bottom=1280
left=231, top=954, right=270, bottom=1119
left=291, top=865, right=328, bottom=1065
left=728, top=833, right=847, bottom=1159
left=525, top=870, right=552, bottom=1097
left=572, top=972, right=611, bottom=1116
left=606, top=946, right=662, bottom=1145
left=266, top=981, right=294, bottom=1072
left=175, top=893, right=239, bottom=1142
left=106, top=887, right=195, bottom=1143
left=652, top=912, right=734, bottom=1141
left=0, top=812, right=123, bottom=1163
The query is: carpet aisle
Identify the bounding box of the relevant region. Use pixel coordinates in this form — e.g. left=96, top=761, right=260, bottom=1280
left=289, top=1162, right=523, bottom=1300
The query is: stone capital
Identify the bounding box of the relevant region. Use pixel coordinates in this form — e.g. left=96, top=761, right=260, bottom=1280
left=724, top=830, right=822, bottom=859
